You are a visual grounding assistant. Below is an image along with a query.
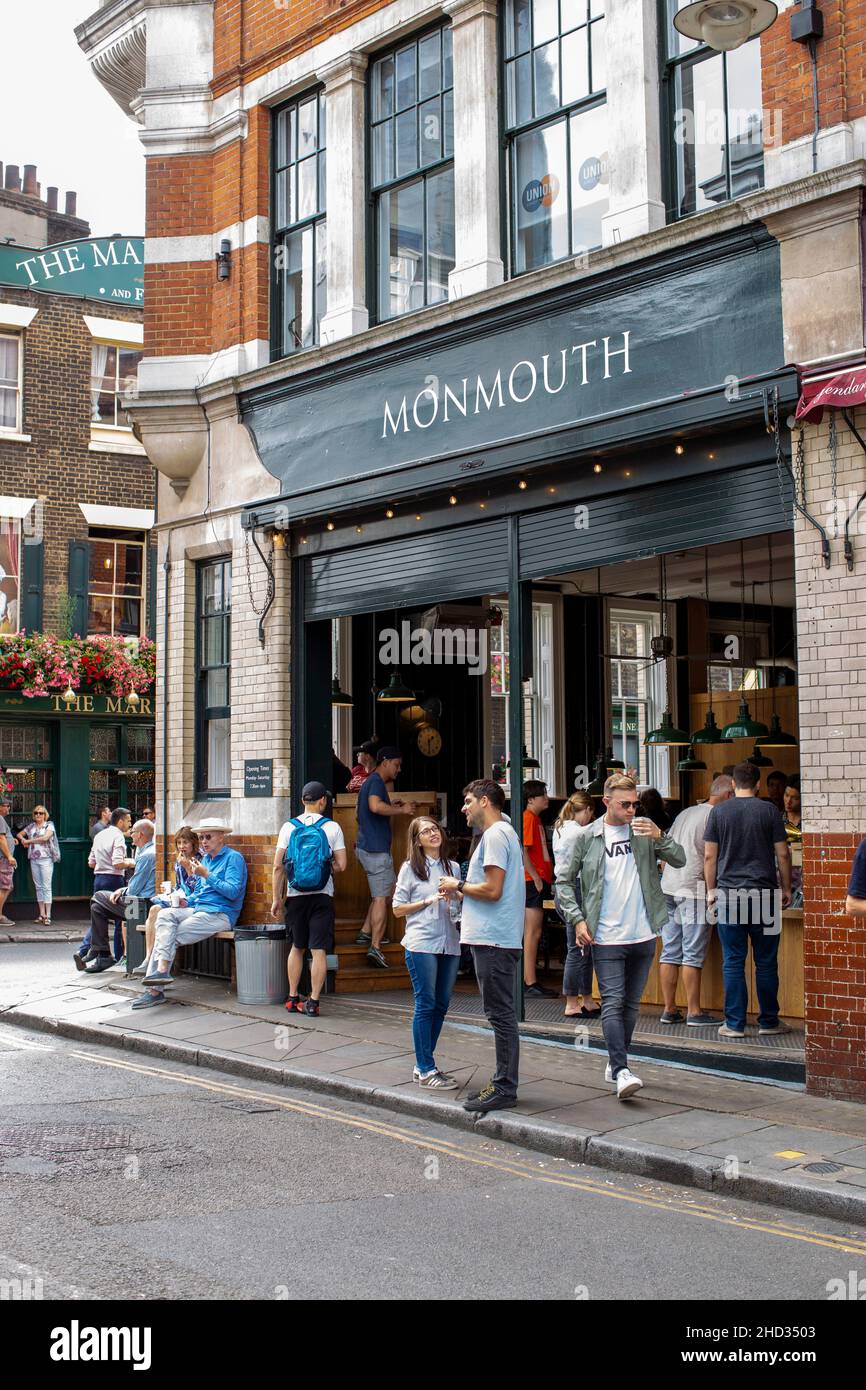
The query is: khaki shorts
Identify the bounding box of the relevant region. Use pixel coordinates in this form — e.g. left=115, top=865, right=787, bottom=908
left=356, top=848, right=395, bottom=898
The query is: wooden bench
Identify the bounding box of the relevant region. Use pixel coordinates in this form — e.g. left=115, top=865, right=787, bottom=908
left=136, top=924, right=339, bottom=994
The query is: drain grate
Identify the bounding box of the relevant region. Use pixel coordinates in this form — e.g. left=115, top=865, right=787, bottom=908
left=216, top=1101, right=281, bottom=1114
left=801, top=1160, right=844, bottom=1175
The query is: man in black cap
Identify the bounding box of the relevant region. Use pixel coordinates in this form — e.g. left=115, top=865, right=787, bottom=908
left=355, top=746, right=416, bottom=968
left=271, top=781, right=347, bottom=1015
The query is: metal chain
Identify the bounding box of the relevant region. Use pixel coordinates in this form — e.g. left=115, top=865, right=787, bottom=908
left=795, top=428, right=806, bottom=513
left=770, top=387, right=794, bottom=525
left=829, top=412, right=839, bottom=539
left=244, top=530, right=275, bottom=618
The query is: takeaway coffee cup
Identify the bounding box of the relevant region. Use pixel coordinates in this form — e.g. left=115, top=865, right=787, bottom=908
left=160, top=881, right=172, bottom=896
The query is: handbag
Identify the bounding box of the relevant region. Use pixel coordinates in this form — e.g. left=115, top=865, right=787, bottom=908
left=48, top=830, right=61, bottom=863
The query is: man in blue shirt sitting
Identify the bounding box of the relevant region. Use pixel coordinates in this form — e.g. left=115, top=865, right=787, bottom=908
left=133, top=817, right=248, bottom=1010
left=84, top=819, right=156, bottom=973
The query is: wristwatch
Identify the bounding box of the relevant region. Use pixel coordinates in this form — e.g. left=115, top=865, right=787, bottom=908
left=457, top=878, right=466, bottom=892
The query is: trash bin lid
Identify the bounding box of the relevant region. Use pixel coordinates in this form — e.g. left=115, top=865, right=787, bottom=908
left=234, top=925, right=288, bottom=941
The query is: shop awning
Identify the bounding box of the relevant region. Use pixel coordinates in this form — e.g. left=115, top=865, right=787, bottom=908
left=795, top=363, right=866, bottom=423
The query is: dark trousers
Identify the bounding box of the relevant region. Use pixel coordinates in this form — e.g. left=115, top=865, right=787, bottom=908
left=80, top=874, right=126, bottom=959
left=471, top=945, right=521, bottom=1098
left=89, top=891, right=127, bottom=956
left=563, top=924, right=594, bottom=997
left=717, top=896, right=780, bottom=1031
left=592, top=939, right=656, bottom=1077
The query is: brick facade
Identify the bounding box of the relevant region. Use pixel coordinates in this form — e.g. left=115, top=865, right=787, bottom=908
left=0, top=284, right=153, bottom=631
left=762, top=0, right=866, bottom=148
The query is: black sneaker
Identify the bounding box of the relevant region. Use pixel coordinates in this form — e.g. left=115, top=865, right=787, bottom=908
left=85, top=954, right=115, bottom=974
left=464, top=1083, right=518, bottom=1114
left=524, top=982, right=556, bottom=998
left=367, top=946, right=389, bottom=969
left=301, top=998, right=320, bottom=1016
left=355, top=931, right=372, bottom=946
left=73, top=952, right=86, bottom=972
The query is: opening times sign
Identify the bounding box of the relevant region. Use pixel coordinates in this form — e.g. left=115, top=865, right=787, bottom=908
left=0, top=237, right=143, bottom=303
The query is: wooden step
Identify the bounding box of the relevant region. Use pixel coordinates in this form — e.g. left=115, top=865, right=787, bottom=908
left=333, top=942, right=406, bottom=965
left=333, top=963, right=411, bottom=992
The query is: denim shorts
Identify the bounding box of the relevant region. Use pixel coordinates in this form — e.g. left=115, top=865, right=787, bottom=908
left=356, top=847, right=396, bottom=898
left=659, top=893, right=712, bottom=968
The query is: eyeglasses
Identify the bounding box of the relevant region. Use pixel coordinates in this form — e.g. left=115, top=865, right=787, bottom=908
left=614, top=801, right=639, bottom=810
left=199, top=833, right=218, bottom=841
left=418, top=826, right=439, bottom=835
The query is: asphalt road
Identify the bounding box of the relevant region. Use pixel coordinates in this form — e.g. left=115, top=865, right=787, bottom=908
left=1, top=1012, right=866, bottom=1305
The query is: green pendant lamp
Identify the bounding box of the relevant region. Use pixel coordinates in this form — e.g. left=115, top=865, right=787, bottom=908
left=721, top=698, right=769, bottom=741
left=644, top=553, right=691, bottom=747
left=586, top=754, right=609, bottom=797
left=376, top=669, right=416, bottom=702
left=331, top=675, right=353, bottom=707
left=676, top=746, right=708, bottom=772
left=754, top=537, right=798, bottom=749
left=755, top=712, right=798, bottom=748
left=691, top=710, right=733, bottom=745
left=747, top=744, right=773, bottom=768
left=645, top=710, right=692, bottom=746
left=722, top=542, right=768, bottom=739
left=603, top=744, right=625, bottom=771
left=506, top=745, right=541, bottom=771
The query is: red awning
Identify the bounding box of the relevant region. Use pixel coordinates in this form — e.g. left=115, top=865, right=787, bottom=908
left=795, top=364, right=866, bottom=423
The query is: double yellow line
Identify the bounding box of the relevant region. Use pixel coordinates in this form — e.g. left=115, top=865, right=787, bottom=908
left=72, top=1048, right=866, bottom=1256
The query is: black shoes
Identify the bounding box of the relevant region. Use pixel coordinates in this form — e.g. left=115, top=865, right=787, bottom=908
left=367, top=946, right=389, bottom=969
left=524, top=982, right=556, bottom=998
left=463, top=1083, right=518, bottom=1114
left=85, top=954, right=114, bottom=974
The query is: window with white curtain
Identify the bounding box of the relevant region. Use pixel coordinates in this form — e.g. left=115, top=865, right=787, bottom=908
left=490, top=599, right=558, bottom=793
left=90, top=344, right=141, bottom=427
left=0, top=334, right=22, bottom=433
left=608, top=606, right=670, bottom=795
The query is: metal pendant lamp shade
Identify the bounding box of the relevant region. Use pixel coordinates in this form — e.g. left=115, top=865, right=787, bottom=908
left=676, top=747, right=708, bottom=773
left=586, top=755, right=609, bottom=796
left=747, top=744, right=774, bottom=768
left=721, top=699, right=769, bottom=740
left=376, top=670, right=416, bottom=702
left=645, top=710, right=692, bottom=746
left=603, top=745, right=625, bottom=771
left=506, top=746, right=541, bottom=770
left=691, top=710, right=733, bottom=745
left=331, top=675, right=353, bottom=706
left=755, top=712, right=798, bottom=748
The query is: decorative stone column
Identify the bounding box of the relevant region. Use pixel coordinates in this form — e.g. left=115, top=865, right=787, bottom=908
left=318, top=52, right=369, bottom=343
left=600, top=0, right=666, bottom=247
left=444, top=0, right=505, bottom=300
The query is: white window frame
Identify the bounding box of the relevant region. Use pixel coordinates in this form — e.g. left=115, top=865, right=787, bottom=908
left=605, top=598, right=678, bottom=798
left=331, top=616, right=353, bottom=771
left=0, top=332, right=23, bottom=437
left=484, top=592, right=564, bottom=798
left=87, top=530, right=146, bottom=639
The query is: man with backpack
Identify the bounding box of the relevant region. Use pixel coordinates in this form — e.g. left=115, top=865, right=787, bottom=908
left=271, top=781, right=347, bottom=1016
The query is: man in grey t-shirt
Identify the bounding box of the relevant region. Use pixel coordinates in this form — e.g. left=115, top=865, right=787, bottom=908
left=0, top=796, right=15, bottom=925
left=440, top=779, right=525, bottom=1113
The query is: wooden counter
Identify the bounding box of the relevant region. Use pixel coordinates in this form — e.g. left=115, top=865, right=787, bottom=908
left=332, top=791, right=438, bottom=922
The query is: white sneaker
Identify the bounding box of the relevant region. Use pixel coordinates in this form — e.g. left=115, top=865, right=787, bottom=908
left=616, top=1068, right=644, bottom=1100
left=604, top=1063, right=614, bottom=1084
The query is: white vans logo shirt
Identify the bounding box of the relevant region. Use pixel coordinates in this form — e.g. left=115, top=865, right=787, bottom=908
left=595, top=823, right=654, bottom=946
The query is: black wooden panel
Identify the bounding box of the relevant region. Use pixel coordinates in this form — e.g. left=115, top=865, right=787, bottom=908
left=519, top=463, right=793, bottom=580
left=305, top=518, right=509, bottom=620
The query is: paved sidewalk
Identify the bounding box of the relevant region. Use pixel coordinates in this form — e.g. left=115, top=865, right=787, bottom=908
left=4, top=967, right=866, bottom=1226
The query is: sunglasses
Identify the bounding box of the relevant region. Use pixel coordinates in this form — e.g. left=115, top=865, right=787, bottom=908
left=614, top=801, right=640, bottom=810
left=199, top=832, right=219, bottom=841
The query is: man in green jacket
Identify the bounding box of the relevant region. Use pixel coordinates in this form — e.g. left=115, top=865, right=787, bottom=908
left=555, top=774, right=685, bottom=1100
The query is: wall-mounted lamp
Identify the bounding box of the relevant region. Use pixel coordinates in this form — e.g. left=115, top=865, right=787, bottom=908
left=674, top=0, right=778, bottom=52
left=215, top=239, right=231, bottom=281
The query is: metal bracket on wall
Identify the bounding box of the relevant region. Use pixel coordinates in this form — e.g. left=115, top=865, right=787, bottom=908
left=842, top=410, right=866, bottom=572
left=245, top=527, right=276, bottom=648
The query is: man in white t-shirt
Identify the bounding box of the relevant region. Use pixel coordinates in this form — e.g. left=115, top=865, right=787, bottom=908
left=440, top=778, right=525, bottom=1113
left=555, top=775, right=685, bottom=1100
left=659, top=775, right=733, bottom=1027
left=271, top=781, right=346, bottom=1017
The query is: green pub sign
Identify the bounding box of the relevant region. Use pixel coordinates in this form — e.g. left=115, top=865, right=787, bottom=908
left=0, top=236, right=144, bottom=303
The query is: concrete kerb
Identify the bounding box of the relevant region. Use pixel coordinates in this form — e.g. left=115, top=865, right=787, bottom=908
left=4, top=1003, right=866, bottom=1227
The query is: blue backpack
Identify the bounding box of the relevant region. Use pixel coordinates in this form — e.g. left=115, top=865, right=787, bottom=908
left=285, top=817, right=332, bottom=892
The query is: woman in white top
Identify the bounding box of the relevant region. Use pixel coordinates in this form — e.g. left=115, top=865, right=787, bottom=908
left=392, top=816, right=461, bottom=1090
left=552, top=792, right=599, bottom=1019
left=18, top=805, right=59, bottom=925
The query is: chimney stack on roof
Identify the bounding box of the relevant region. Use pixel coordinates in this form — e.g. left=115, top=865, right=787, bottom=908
left=64, top=190, right=77, bottom=217
left=23, top=165, right=38, bottom=196
left=4, top=165, right=20, bottom=191
left=46, top=186, right=58, bottom=211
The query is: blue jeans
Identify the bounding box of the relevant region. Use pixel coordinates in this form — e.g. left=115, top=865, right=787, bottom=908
left=404, top=949, right=460, bottom=1075
left=592, top=939, right=656, bottom=1077
left=716, top=901, right=780, bottom=1032
left=555, top=886, right=593, bottom=997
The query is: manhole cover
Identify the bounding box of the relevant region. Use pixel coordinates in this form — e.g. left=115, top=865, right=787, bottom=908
left=0, top=1123, right=132, bottom=1156
left=801, top=1161, right=844, bottom=1175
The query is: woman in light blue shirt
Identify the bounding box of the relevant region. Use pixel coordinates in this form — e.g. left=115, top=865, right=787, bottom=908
left=393, top=817, right=461, bottom=1090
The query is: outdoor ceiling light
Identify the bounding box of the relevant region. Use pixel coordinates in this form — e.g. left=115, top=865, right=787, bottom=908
left=673, top=0, right=778, bottom=51
left=331, top=675, right=353, bottom=707
left=755, top=712, right=798, bottom=748
left=125, top=690, right=141, bottom=709
left=376, top=670, right=415, bottom=702
left=215, top=238, right=231, bottom=280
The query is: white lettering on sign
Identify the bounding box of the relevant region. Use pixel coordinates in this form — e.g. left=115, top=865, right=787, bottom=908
left=382, top=332, right=632, bottom=439
left=15, top=240, right=142, bottom=286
